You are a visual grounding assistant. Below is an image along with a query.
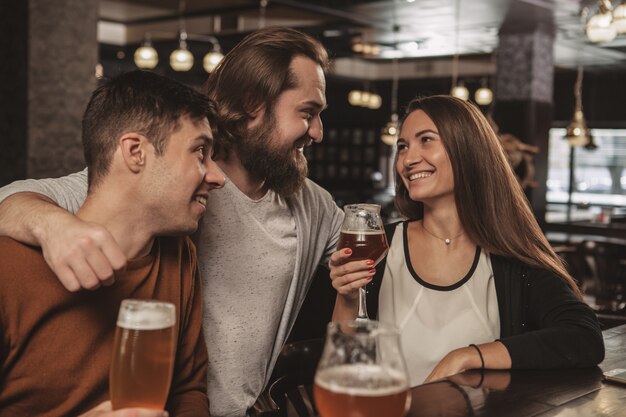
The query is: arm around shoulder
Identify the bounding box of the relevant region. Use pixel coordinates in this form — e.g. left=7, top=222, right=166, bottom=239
left=0, top=170, right=126, bottom=292
left=0, top=169, right=89, bottom=243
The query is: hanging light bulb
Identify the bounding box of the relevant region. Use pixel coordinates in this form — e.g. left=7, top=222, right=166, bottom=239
left=614, top=1, right=626, bottom=34
left=586, top=0, right=617, bottom=43
left=360, top=91, right=372, bottom=105
left=134, top=36, right=158, bottom=69
left=451, top=83, right=470, bottom=101
left=449, top=0, right=468, bottom=101
left=348, top=90, right=362, bottom=106
left=564, top=66, right=594, bottom=148
left=565, top=110, right=592, bottom=147
left=475, top=87, right=493, bottom=105
left=382, top=58, right=400, bottom=145
left=474, top=77, right=493, bottom=105
left=367, top=94, right=382, bottom=109
left=352, top=43, right=364, bottom=53
left=170, top=31, right=193, bottom=71
left=381, top=114, right=399, bottom=146
left=203, top=50, right=224, bottom=73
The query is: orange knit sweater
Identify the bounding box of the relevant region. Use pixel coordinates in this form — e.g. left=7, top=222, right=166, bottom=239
left=0, top=236, right=209, bottom=417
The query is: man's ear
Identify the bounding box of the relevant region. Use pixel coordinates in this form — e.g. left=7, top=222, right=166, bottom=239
left=119, top=133, right=150, bottom=173
left=246, top=105, right=266, bottom=129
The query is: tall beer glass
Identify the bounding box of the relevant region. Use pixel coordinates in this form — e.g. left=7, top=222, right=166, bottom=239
left=110, top=299, right=176, bottom=410
left=337, top=204, right=388, bottom=320
left=314, top=320, right=410, bottom=417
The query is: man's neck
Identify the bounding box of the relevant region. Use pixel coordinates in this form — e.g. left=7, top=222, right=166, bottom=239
left=216, top=153, right=268, bottom=200
left=76, top=185, right=154, bottom=260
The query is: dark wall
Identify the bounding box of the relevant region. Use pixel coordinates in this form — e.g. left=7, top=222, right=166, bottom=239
left=0, top=0, right=28, bottom=186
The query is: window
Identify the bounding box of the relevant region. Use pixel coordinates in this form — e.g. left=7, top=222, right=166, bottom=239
left=546, top=128, right=626, bottom=221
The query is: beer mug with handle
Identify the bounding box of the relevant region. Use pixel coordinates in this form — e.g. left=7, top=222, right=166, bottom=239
left=110, top=299, right=176, bottom=410
left=314, top=320, right=411, bottom=417
left=337, top=204, right=389, bottom=321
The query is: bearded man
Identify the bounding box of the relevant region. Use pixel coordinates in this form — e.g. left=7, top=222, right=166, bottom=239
left=0, top=27, right=344, bottom=417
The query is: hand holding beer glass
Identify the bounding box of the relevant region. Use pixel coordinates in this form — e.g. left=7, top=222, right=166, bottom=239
left=314, top=320, right=411, bottom=417
left=109, top=300, right=176, bottom=410
left=337, top=204, right=388, bottom=321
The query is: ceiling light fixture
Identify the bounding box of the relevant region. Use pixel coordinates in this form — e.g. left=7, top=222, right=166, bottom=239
left=450, top=0, right=468, bottom=100
left=347, top=88, right=382, bottom=109
left=352, top=41, right=382, bottom=56
left=170, top=30, right=194, bottom=71
left=564, top=66, right=594, bottom=148
left=170, top=0, right=193, bottom=71
left=614, top=1, right=626, bottom=34
left=381, top=58, right=400, bottom=146
left=134, top=35, right=158, bottom=69
left=202, top=35, right=224, bottom=73
left=348, top=89, right=362, bottom=106
left=586, top=0, right=617, bottom=42
left=474, top=77, right=493, bottom=105
left=451, top=83, right=470, bottom=101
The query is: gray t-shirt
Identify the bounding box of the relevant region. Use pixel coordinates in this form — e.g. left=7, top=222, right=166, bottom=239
left=0, top=168, right=344, bottom=417
left=197, top=178, right=297, bottom=416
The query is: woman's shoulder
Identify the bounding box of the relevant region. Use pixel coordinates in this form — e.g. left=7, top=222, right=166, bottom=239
left=384, top=219, right=418, bottom=236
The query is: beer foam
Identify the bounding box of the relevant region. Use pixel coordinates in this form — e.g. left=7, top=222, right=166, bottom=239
left=315, top=364, right=408, bottom=396
left=117, top=300, right=175, bottom=330
left=340, top=230, right=385, bottom=235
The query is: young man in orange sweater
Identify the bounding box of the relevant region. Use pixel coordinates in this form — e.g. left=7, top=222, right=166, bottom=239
left=0, top=70, right=224, bottom=417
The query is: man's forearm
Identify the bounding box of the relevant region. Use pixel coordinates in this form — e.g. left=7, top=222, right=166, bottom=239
left=0, top=192, right=66, bottom=246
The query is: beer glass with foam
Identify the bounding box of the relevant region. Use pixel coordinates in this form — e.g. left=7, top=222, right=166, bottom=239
left=337, top=204, right=388, bottom=320
left=314, top=320, right=411, bottom=417
left=110, top=299, right=176, bottom=410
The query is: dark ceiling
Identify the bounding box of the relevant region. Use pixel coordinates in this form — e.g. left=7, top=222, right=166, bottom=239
left=97, top=0, right=626, bottom=74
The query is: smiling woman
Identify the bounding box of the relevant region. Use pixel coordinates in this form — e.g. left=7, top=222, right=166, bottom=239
left=329, top=95, right=604, bottom=387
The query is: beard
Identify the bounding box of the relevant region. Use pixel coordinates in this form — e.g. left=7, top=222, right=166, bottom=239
left=238, top=113, right=309, bottom=197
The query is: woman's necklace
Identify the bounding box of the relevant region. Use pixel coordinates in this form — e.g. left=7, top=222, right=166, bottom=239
left=422, top=222, right=464, bottom=245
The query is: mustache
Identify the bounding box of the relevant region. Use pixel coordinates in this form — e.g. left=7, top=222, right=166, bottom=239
left=294, top=134, right=314, bottom=149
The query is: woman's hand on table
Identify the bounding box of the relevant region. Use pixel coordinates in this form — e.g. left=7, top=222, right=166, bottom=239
left=424, top=346, right=479, bottom=383
left=424, top=341, right=512, bottom=384
left=80, top=401, right=169, bottom=417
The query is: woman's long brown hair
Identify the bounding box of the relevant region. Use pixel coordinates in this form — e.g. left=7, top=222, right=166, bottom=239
left=394, top=95, right=582, bottom=298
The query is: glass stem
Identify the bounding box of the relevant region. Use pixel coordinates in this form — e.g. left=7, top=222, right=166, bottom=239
left=357, top=287, right=369, bottom=320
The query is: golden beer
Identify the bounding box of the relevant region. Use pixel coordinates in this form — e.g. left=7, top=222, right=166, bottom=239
left=314, top=364, right=410, bottom=417
left=109, top=300, right=176, bottom=410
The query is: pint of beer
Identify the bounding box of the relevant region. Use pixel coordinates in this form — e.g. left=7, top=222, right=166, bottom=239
left=314, top=320, right=410, bottom=417
left=109, top=299, right=176, bottom=410
left=314, top=365, right=409, bottom=417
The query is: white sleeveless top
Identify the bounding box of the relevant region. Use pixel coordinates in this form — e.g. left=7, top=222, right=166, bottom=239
left=379, top=222, right=500, bottom=386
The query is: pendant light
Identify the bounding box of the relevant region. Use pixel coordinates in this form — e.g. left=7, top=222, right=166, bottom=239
left=170, top=0, right=193, bottom=71
left=450, top=0, right=468, bottom=100
left=134, top=35, right=158, bottom=69
left=614, top=1, right=626, bottom=34
left=170, top=30, right=194, bottom=71
left=474, top=77, right=493, bottom=105
left=202, top=36, right=224, bottom=73
left=564, top=66, right=593, bottom=148
left=586, top=0, right=617, bottom=43
left=381, top=58, right=400, bottom=146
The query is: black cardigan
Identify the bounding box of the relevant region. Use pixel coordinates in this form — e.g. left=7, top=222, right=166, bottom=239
left=367, top=221, right=605, bottom=369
